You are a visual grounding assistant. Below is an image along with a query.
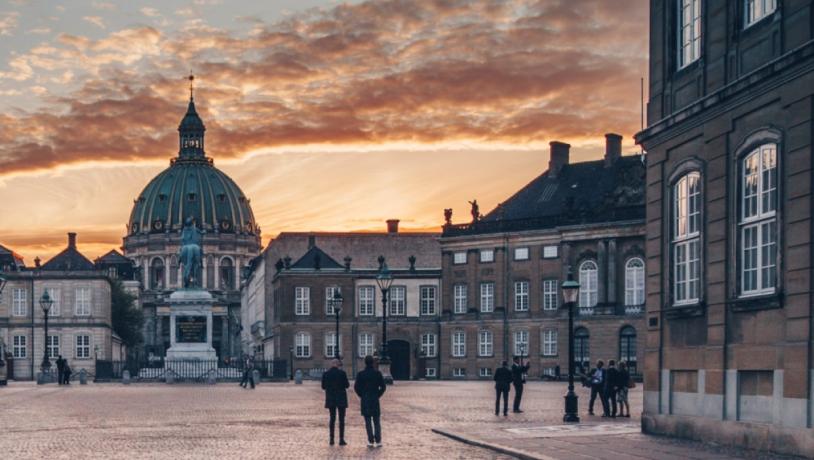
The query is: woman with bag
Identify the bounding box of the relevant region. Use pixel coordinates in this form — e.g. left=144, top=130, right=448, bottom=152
left=617, top=361, right=632, bottom=418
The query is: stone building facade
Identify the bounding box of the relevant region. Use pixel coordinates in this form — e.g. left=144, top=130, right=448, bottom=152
left=440, top=136, right=647, bottom=380
left=636, top=1, right=814, bottom=456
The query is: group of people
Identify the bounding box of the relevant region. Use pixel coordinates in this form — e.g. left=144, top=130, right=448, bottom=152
left=320, top=355, right=386, bottom=448
left=581, top=359, right=633, bottom=418
left=55, top=355, right=72, bottom=385
left=492, top=356, right=530, bottom=416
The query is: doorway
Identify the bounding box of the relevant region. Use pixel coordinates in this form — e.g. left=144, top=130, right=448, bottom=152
left=387, top=340, right=410, bottom=380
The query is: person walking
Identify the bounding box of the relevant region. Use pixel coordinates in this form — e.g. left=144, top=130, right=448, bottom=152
left=605, top=359, right=620, bottom=418
left=62, top=362, right=72, bottom=385
left=588, top=359, right=608, bottom=416
left=354, top=355, right=386, bottom=448
left=617, top=362, right=632, bottom=418
left=493, top=361, right=512, bottom=416
left=511, top=356, right=530, bottom=413
left=240, top=355, right=255, bottom=389
left=321, top=359, right=349, bottom=446
left=56, top=355, right=65, bottom=386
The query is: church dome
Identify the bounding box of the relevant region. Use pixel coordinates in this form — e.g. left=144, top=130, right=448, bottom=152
left=127, top=83, right=259, bottom=237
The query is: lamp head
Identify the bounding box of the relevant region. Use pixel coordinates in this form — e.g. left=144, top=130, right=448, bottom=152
left=561, top=266, right=581, bottom=305
left=376, top=260, right=393, bottom=292
left=39, top=289, right=54, bottom=313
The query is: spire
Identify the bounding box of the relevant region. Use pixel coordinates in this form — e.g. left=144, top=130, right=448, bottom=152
left=178, top=74, right=206, bottom=160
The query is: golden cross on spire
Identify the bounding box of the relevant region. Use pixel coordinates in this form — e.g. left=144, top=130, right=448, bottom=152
left=188, top=73, right=194, bottom=101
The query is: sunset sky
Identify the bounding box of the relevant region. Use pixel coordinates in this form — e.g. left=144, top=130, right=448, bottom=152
left=0, top=0, right=648, bottom=262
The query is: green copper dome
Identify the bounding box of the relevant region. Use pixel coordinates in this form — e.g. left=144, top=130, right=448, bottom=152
left=127, top=95, right=258, bottom=236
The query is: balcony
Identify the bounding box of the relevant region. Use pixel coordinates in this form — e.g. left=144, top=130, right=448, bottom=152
left=576, top=303, right=644, bottom=317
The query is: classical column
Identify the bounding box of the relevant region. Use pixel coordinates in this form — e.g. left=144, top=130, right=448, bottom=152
left=221, top=314, right=229, bottom=357
left=607, top=239, right=617, bottom=305
left=561, top=243, right=572, bottom=279
left=155, top=313, right=163, bottom=353
left=597, top=241, right=607, bottom=305
left=164, top=256, right=170, bottom=289
left=142, top=259, right=149, bottom=287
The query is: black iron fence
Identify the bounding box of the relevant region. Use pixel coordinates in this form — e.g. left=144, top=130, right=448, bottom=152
left=95, top=359, right=288, bottom=383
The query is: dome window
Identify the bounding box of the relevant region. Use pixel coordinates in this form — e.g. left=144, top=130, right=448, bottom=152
left=217, top=193, right=226, bottom=202
left=158, top=194, right=167, bottom=202
left=152, top=220, right=164, bottom=231
left=220, top=220, right=232, bottom=231
left=188, top=193, right=196, bottom=201
left=131, top=223, right=139, bottom=234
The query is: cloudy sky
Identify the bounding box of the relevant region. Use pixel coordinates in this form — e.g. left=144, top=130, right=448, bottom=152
left=0, top=0, right=648, bottom=261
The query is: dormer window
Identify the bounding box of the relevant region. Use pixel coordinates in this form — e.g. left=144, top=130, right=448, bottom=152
left=188, top=193, right=196, bottom=201
left=745, top=0, right=776, bottom=27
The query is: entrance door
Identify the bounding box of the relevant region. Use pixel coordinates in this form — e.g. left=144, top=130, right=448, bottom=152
left=387, top=340, right=410, bottom=380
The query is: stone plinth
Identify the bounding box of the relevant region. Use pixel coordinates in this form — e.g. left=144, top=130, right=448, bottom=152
left=165, top=289, right=217, bottom=362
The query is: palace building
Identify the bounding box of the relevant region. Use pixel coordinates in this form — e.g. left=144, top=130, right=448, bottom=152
left=636, top=1, right=814, bottom=456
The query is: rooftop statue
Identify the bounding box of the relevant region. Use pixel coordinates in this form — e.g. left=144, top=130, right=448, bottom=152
left=179, top=217, right=204, bottom=289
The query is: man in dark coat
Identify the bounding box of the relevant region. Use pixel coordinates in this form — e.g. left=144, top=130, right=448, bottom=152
left=588, top=359, right=609, bottom=416
left=511, top=356, right=530, bottom=413
left=604, top=359, right=620, bottom=418
left=240, top=355, right=254, bottom=389
left=493, top=361, right=512, bottom=416
left=56, top=355, right=65, bottom=386
left=321, top=359, right=349, bottom=446
left=354, top=355, right=386, bottom=448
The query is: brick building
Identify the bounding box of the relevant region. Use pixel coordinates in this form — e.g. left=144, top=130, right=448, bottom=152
left=636, top=1, right=814, bottom=456
left=440, top=135, right=647, bottom=380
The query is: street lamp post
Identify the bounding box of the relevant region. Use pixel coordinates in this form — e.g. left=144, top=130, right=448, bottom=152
left=289, top=346, right=294, bottom=381
left=375, top=259, right=393, bottom=384
left=0, top=274, right=7, bottom=372
left=40, top=290, right=54, bottom=376
left=561, top=267, right=581, bottom=423
left=330, top=290, right=344, bottom=361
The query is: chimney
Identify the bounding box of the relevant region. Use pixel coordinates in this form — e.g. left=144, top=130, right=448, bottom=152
left=386, top=219, right=400, bottom=234
left=307, top=234, right=315, bottom=249
left=548, top=141, right=571, bottom=178
left=604, top=133, right=622, bottom=167
left=34, top=256, right=41, bottom=268
left=68, top=232, right=77, bottom=249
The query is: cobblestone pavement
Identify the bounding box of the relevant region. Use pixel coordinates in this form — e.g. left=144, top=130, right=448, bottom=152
left=0, top=380, right=799, bottom=459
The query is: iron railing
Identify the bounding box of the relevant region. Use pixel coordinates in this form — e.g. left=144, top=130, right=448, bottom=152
left=95, top=359, right=288, bottom=382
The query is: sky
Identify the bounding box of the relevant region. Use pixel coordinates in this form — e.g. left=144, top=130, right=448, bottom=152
left=0, top=0, right=648, bottom=262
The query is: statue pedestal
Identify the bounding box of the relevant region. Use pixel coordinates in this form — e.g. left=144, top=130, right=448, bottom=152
left=165, top=289, right=217, bottom=367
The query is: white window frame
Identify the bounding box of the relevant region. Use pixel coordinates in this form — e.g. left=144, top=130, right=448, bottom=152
left=324, top=332, right=341, bottom=358
left=75, top=287, right=91, bottom=316
left=673, top=172, right=702, bottom=305
left=420, top=333, right=437, bottom=358
left=578, top=261, right=598, bottom=309
left=514, top=281, right=529, bottom=311
left=478, top=330, right=493, bottom=357
left=543, top=279, right=558, bottom=310
left=542, top=329, right=558, bottom=356
left=513, top=330, right=529, bottom=357
left=47, top=334, right=60, bottom=359
left=453, top=284, right=467, bottom=314
left=452, top=367, right=466, bottom=378
left=453, top=252, right=467, bottom=265
left=75, top=334, right=91, bottom=359
left=479, top=367, right=492, bottom=377
left=425, top=367, right=437, bottom=377
left=294, top=287, right=310, bottom=316
left=358, top=286, right=375, bottom=316
left=740, top=144, right=778, bottom=296
left=294, top=332, right=311, bottom=358
left=325, top=286, right=341, bottom=316
left=12, top=288, right=27, bottom=317
left=543, top=245, right=558, bottom=258
left=358, top=333, right=374, bottom=358
left=479, top=249, right=494, bottom=263
left=13, top=335, right=26, bottom=358
left=625, top=258, right=646, bottom=306
left=44, top=287, right=60, bottom=317
left=419, top=286, right=437, bottom=316
left=678, top=0, right=702, bottom=69
left=514, top=247, right=529, bottom=261
left=745, top=0, right=776, bottom=27
left=389, top=286, right=406, bottom=316
left=480, top=282, right=494, bottom=313
left=452, top=331, right=466, bottom=357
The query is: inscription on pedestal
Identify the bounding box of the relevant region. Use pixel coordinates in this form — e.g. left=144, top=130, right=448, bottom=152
left=175, top=316, right=207, bottom=343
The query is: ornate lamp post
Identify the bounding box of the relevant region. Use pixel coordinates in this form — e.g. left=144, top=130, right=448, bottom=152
left=375, top=259, right=393, bottom=384
left=40, top=290, right=54, bottom=374
left=561, top=267, right=581, bottom=423
left=330, top=290, right=344, bottom=361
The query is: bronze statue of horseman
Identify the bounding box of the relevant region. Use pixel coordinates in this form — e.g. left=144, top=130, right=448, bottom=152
left=179, top=217, right=204, bottom=289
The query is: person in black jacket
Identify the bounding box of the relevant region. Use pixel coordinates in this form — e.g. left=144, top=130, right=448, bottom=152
left=240, top=355, right=255, bottom=389
left=493, top=361, right=512, bottom=416
left=56, top=356, right=65, bottom=386
left=354, top=355, right=386, bottom=448
left=604, top=359, right=620, bottom=418
left=511, top=356, right=530, bottom=413
left=588, top=359, right=608, bottom=416
left=321, top=359, right=349, bottom=446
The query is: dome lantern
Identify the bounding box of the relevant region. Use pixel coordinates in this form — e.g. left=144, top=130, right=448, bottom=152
left=178, top=74, right=205, bottom=160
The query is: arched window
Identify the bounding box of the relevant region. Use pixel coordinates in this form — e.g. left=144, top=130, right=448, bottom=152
left=624, top=258, right=645, bottom=307
left=619, top=326, right=637, bottom=374
left=573, top=327, right=589, bottom=367
left=206, top=255, right=215, bottom=289
left=150, top=258, right=164, bottom=290
left=220, top=257, right=234, bottom=290
left=578, top=261, right=598, bottom=311
left=740, top=144, right=777, bottom=295
left=294, top=332, right=311, bottom=358
left=672, top=172, right=701, bottom=304
left=169, top=255, right=178, bottom=286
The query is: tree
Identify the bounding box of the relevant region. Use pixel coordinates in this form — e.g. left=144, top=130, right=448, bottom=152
left=111, top=280, right=144, bottom=349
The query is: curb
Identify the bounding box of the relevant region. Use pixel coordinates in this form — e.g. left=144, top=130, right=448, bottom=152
left=432, top=428, right=555, bottom=460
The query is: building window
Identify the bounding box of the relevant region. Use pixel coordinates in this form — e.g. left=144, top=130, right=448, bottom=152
left=325, top=332, right=341, bottom=358
left=453, top=284, right=467, bottom=314
left=75, top=288, right=91, bottom=316
left=47, top=335, right=60, bottom=359
left=294, top=332, right=311, bottom=358
left=75, top=335, right=91, bottom=359
left=480, top=282, right=494, bottom=313
left=542, top=329, right=558, bottom=356
left=620, top=326, right=637, bottom=374
left=420, top=333, right=437, bottom=357
left=389, top=286, right=406, bottom=316
left=452, top=331, right=466, bottom=357
left=294, top=287, right=310, bottom=316
left=543, top=245, right=558, bottom=258
left=325, top=286, right=342, bottom=315
left=740, top=144, right=778, bottom=296
left=358, top=333, right=374, bottom=358
left=219, top=257, right=234, bottom=290
left=745, top=0, right=776, bottom=27
left=453, top=252, right=467, bottom=264
left=479, top=367, right=492, bottom=377
left=574, top=327, right=590, bottom=366
left=514, top=281, right=529, bottom=311
left=425, top=367, right=437, bottom=378
left=150, top=257, right=165, bottom=290
left=12, top=288, right=27, bottom=317
left=13, top=335, right=26, bottom=358
left=514, top=247, right=529, bottom=260
left=44, top=288, right=61, bottom=316
left=420, top=286, right=437, bottom=316
left=452, top=368, right=466, bottom=378
left=543, top=279, right=558, bottom=310
left=479, top=249, right=494, bottom=263
left=678, top=0, right=701, bottom=68
left=578, top=261, right=598, bottom=310
left=358, top=286, right=375, bottom=316
left=513, top=330, right=529, bottom=357
left=625, top=258, right=645, bottom=306
left=478, top=330, right=493, bottom=357
left=673, top=172, right=701, bottom=305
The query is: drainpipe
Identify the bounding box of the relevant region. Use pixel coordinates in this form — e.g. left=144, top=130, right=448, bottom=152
left=503, top=235, right=510, bottom=360
left=30, top=276, right=34, bottom=380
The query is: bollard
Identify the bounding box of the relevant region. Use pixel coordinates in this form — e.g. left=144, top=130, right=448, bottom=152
left=165, top=371, right=175, bottom=384
left=294, top=369, right=303, bottom=384
left=79, top=369, right=87, bottom=385
left=252, top=369, right=260, bottom=388
left=122, top=369, right=131, bottom=385
left=207, top=372, right=216, bottom=385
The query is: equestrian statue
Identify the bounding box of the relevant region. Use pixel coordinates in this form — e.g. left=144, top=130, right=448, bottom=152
left=179, top=217, right=204, bottom=289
